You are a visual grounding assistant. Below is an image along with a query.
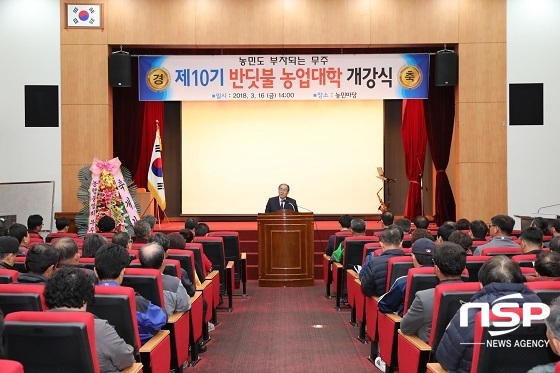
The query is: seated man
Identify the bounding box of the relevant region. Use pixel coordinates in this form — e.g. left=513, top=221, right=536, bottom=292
left=359, top=227, right=405, bottom=297
left=525, top=251, right=560, bottom=282
left=178, top=229, right=193, bottom=243
left=448, top=230, right=473, bottom=254
left=400, top=242, right=466, bottom=343
left=549, top=236, right=560, bottom=253
left=395, top=218, right=412, bottom=234
left=111, top=231, right=132, bottom=251
left=520, top=226, right=544, bottom=254
left=27, top=214, right=44, bottom=241
left=469, top=219, right=488, bottom=241
left=527, top=297, right=560, bottom=373
left=45, top=266, right=135, bottom=372
left=0, top=236, right=19, bottom=270
left=456, top=218, right=471, bottom=231
left=55, top=216, right=71, bottom=233
left=411, top=228, right=434, bottom=243
left=378, top=238, right=435, bottom=316
left=52, top=237, right=97, bottom=283
left=436, top=223, right=457, bottom=243
left=133, top=220, right=152, bottom=244
left=184, top=217, right=198, bottom=234
left=193, top=223, right=215, bottom=275
left=94, top=243, right=167, bottom=345
left=82, top=234, right=107, bottom=258
left=413, top=215, right=429, bottom=230
left=473, top=215, right=520, bottom=255
left=324, top=214, right=352, bottom=256
left=142, top=215, right=157, bottom=231
left=139, top=242, right=191, bottom=316
left=8, top=223, right=31, bottom=255
left=97, top=216, right=116, bottom=233
left=331, top=218, right=366, bottom=263
left=436, top=256, right=541, bottom=373
left=17, top=244, right=60, bottom=284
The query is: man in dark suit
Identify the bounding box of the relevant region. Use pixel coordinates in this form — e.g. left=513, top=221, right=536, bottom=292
left=265, top=183, right=298, bottom=213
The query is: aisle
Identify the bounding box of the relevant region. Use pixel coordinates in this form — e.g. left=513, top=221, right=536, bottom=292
left=190, top=281, right=376, bottom=373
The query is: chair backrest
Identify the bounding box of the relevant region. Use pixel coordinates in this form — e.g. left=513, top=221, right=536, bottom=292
left=362, top=242, right=382, bottom=262
left=428, top=282, right=480, bottom=351
left=525, top=281, right=560, bottom=305
left=194, top=237, right=226, bottom=292
left=480, top=247, right=523, bottom=257
left=402, top=233, right=412, bottom=248
left=122, top=268, right=165, bottom=308
left=386, top=256, right=413, bottom=292
left=334, top=231, right=353, bottom=252
left=88, top=285, right=141, bottom=353
left=472, top=308, right=556, bottom=373
left=465, top=256, right=492, bottom=282
left=45, top=232, right=79, bottom=243
left=185, top=243, right=205, bottom=280
left=0, top=284, right=47, bottom=314
left=13, top=257, right=27, bottom=273
left=128, top=259, right=182, bottom=280
left=402, top=267, right=439, bottom=314
left=167, top=249, right=196, bottom=285
left=512, top=254, right=537, bottom=268
left=0, top=269, right=19, bottom=284
left=343, top=236, right=379, bottom=270
left=5, top=311, right=100, bottom=373
left=209, top=231, right=241, bottom=282
left=79, top=257, right=96, bottom=270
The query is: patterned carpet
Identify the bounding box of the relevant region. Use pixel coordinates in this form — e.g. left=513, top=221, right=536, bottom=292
left=190, top=280, right=379, bottom=373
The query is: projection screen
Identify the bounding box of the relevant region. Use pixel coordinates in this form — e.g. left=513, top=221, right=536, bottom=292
left=181, top=100, right=384, bottom=215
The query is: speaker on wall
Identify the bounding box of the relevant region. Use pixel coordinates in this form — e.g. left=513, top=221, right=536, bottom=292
left=435, top=51, right=458, bottom=87
left=109, top=53, right=131, bottom=87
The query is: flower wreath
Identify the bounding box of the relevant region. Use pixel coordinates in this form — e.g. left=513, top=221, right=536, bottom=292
left=76, top=157, right=140, bottom=237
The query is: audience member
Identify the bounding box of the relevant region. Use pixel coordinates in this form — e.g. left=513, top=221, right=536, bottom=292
left=436, top=256, right=540, bottom=373
left=194, top=223, right=211, bottom=237
left=139, top=243, right=191, bottom=316
left=52, top=238, right=97, bottom=283
left=142, top=215, right=157, bottom=230
left=527, top=297, right=560, bottom=373
left=82, top=234, right=107, bottom=258
left=413, top=215, right=430, bottom=230
left=331, top=218, right=366, bottom=263
left=168, top=233, right=186, bottom=249
left=97, top=216, right=116, bottom=233
left=359, top=227, right=405, bottom=297
left=395, top=218, right=412, bottom=234
left=520, top=226, right=544, bottom=254
left=185, top=218, right=198, bottom=233
left=112, top=231, right=132, bottom=250
left=411, top=228, right=435, bottom=243
left=448, top=231, right=473, bottom=253
left=400, top=242, right=466, bottom=343
left=133, top=220, right=152, bottom=243
left=526, top=251, right=560, bottom=282
left=8, top=223, right=30, bottom=255
left=456, top=218, right=471, bottom=231
left=532, top=217, right=551, bottom=236
left=27, top=214, right=44, bottom=240
left=551, top=219, right=560, bottom=237
left=469, top=220, right=488, bottom=241
left=178, top=229, right=194, bottom=243
left=324, top=214, right=352, bottom=256
left=55, top=217, right=71, bottom=233
left=17, top=244, right=59, bottom=284
left=44, top=266, right=135, bottom=372
left=549, top=236, right=560, bottom=253
left=0, top=236, right=19, bottom=270
left=437, top=223, right=457, bottom=242
left=378, top=238, right=435, bottom=316
left=472, top=215, right=520, bottom=255
left=381, top=211, right=394, bottom=228
left=94, top=243, right=167, bottom=345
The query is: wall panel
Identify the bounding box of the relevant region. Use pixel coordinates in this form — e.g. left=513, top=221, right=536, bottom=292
left=458, top=0, right=506, bottom=43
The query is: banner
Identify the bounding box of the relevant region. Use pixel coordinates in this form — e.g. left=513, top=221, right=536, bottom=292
left=147, top=127, right=166, bottom=210
left=139, top=54, right=429, bottom=101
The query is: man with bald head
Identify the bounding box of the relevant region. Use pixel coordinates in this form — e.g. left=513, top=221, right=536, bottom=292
left=139, top=242, right=191, bottom=316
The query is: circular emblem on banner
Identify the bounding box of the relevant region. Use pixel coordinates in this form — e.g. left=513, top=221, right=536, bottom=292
left=398, top=65, right=423, bottom=89
left=146, top=68, right=171, bottom=92
left=79, top=10, right=90, bottom=21
left=151, top=158, right=164, bottom=177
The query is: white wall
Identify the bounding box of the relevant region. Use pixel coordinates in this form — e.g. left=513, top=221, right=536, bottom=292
left=0, top=0, right=61, bottom=226
left=507, top=0, right=560, bottom=226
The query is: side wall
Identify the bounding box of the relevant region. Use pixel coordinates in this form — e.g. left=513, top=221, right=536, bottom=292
left=58, top=0, right=506, bottom=221
left=0, top=0, right=62, bottom=220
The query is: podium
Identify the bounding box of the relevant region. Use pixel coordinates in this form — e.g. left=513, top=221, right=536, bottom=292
left=257, top=210, right=315, bottom=287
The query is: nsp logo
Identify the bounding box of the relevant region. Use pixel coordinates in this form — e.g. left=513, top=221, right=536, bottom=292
left=459, top=293, right=550, bottom=337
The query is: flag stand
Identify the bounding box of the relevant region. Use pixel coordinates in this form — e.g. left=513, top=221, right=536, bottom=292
left=141, top=198, right=171, bottom=228
left=146, top=118, right=170, bottom=229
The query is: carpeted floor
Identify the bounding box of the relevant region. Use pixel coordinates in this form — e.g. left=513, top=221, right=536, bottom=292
left=190, top=280, right=381, bottom=373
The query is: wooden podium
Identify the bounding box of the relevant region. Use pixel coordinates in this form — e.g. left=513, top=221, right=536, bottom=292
left=257, top=210, right=315, bottom=287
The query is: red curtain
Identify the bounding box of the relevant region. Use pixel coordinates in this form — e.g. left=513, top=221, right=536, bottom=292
left=401, top=99, right=427, bottom=220
left=424, top=56, right=456, bottom=226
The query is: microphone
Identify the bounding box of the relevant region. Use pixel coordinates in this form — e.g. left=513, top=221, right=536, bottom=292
left=537, top=203, right=560, bottom=213
left=288, top=202, right=297, bottom=211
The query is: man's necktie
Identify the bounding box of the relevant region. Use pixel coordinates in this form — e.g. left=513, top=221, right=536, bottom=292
left=281, top=199, right=285, bottom=209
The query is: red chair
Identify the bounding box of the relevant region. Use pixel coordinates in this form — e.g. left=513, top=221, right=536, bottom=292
left=13, top=257, right=26, bottom=273
left=128, top=259, right=182, bottom=281
left=4, top=311, right=101, bottom=372
left=465, top=256, right=492, bottom=282
left=522, top=266, right=537, bottom=278
left=471, top=309, right=553, bottom=373
left=525, top=281, right=560, bottom=305
left=397, top=282, right=480, bottom=373
left=0, top=284, right=47, bottom=314
left=363, top=242, right=382, bottom=262
left=480, top=247, right=523, bottom=257
left=324, top=231, right=352, bottom=299
left=386, top=256, right=414, bottom=292
left=512, top=253, right=537, bottom=267
left=353, top=276, right=367, bottom=343
left=79, top=257, right=96, bottom=270
left=0, top=360, right=24, bottom=373
left=45, top=232, right=79, bottom=243
left=208, top=231, right=248, bottom=295
left=0, top=269, right=19, bottom=283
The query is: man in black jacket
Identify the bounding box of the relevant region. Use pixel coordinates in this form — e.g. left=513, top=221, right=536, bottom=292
left=265, top=183, right=298, bottom=213
left=359, top=226, right=405, bottom=297
left=17, top=244, right=59, bottom=284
